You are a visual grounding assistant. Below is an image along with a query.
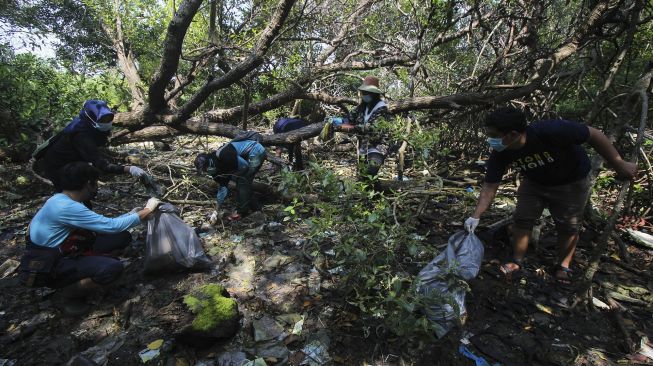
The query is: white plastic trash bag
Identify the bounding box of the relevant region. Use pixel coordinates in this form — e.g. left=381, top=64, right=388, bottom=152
left=417, top=231, right=484, bottom=338
left=145, top=203, right=211, bottom=273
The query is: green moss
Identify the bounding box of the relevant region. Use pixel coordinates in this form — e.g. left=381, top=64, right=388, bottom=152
left=183, top=284, right=238, bottom=332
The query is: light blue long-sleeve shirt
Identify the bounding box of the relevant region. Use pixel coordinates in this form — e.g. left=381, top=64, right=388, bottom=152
left=216, top=141, right=266, bottom=204
left=29, top=193, right=142, bottom=248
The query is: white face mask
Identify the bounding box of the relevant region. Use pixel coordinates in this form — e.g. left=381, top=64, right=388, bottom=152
left=95, top=122, right=113, bottom=132
left=362, top=95, right=374, bottom=104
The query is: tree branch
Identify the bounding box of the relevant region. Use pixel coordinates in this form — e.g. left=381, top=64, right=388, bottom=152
left=148, top=0, right=204, bottom=112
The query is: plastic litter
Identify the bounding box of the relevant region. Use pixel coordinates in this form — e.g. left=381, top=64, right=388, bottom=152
left=302, top=340, right=331, bottom=365
left=0, top=259, right=20, bottom=278
left=140, top=173, right=165, bottom=198
left=145, top=203, right=211, bottom=273
left=242, top=359, right=267, bottom=366
left=459, top=345, right=500, bottom=366
left=626, top=229, right=653, bottom=249
left=76, top=333, right=126, bottom=365
left=417, top=231, right=484, bottom=338
left=292, top=316, right=305, bottom=335
left=138, top=338, right=164, bottom=363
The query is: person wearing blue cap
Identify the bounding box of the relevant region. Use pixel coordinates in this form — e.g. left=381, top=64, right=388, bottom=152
left=36, top=100, right=148, bottom=191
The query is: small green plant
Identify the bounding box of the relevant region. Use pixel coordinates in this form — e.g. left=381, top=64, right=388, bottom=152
left=282, top=164, right=448, bottom=343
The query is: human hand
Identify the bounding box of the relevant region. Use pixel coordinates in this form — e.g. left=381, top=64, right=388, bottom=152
left=145, top=197, right=161, bottom=211
left=464, top=217, right=480, bottom=233
left=614, top=160, right=637, bottom=180
left=128, top=166, right=146, bottom=177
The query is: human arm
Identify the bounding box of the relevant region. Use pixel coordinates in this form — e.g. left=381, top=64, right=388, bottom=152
left=587, top=127, right=637, bottom=179
left=59, top=202, right=142, bottom=233
left=472, top=182, right=501, bottom=219
left=73, top=132, right=125, bottom=174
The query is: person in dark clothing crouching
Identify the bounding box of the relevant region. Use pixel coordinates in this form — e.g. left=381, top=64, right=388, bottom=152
left=35, top=99, right=149, bottom=192
left=19, top=162, right=161, bottom=316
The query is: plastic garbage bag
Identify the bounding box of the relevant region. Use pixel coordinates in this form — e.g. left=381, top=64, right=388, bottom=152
left=145, top=203, right=211, bottom=273
left=417, top=231, right=484, bottom=338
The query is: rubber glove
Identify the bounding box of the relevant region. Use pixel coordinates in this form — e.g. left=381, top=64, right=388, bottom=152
left=216, top=186, right=228, bottom=204
left=145, top=197, right=161, bottom=211
left=128, top=166, right=146, bottom=177
left=464, top=217, right=480, bottom=233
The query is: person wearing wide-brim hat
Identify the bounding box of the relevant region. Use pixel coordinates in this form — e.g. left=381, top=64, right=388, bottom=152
left=334, top=76, right=394, bottom=189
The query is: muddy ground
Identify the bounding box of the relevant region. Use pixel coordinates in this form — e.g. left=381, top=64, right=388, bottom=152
left=0, top=137, right=652, bottom=366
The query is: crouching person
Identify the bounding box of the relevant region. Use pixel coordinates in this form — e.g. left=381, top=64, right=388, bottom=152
left=195, top=138, right=267, bottom=221
left=19, top=162, right=161, bottom=316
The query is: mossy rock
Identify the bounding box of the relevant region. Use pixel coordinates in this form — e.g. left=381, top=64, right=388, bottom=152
left=182, top=283, right=240, bottom=339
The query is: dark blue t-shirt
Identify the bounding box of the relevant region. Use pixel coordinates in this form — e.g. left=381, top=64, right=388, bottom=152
left=484, top=120, right=591, bottom=185
left=273, top=118, right=309, bottom=134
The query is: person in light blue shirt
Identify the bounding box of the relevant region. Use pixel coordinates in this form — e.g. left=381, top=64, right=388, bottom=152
left=19, top=162, right=161, bottom=316
left=194, top=138, right=267, bottom=221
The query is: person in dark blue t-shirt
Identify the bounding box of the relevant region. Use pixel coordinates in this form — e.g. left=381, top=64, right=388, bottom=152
left=464, top=107, right=636, bottom=286
left=273, top=117, right=310, bottom=170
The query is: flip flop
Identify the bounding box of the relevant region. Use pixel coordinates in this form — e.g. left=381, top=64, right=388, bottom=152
left=554, top=265, right=575, bottom=290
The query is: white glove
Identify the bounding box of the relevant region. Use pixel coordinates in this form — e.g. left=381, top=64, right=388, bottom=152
left=464, top=217, right=480, bottom=233
left=145, top=197, right=161, bottom=211
left=128, top=166, right=146, bottom=177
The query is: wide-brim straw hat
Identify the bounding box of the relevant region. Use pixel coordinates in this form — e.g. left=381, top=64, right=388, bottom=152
left=357, top=76, right=383, bottom=94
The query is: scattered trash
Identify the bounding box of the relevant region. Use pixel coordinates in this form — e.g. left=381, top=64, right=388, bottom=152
left=263, top=253, right=292, bottom=271
left=242, top=359, right=267, bottom=366
left=323, top=249, right=335, bottom=256
left=0, top=259, right=20, bottom=278
left=209, top=210, right=219, bottom=225
left=230, top=234, right=244, bottom=243
left=592, top=297, right=611, bottom=310
left=75, top=333, right=126, bottom=365
left=459, top=344, right=500, bottom=366
left=253, top=316, right=284, bottom=342
left=465, top=186, right=474, bottom=193
left=216, top=351, right=247, bottom=366
left=535, top=303, right=554, bottom=316
left=417, top=231, right=484, bottom=338
left=626, top=229, right=653, bottom=249
left=140, top=173, right=165, bottom=198
left=138, top=338, right=164, bottom=363
left=627, top=336, right=653, bottom=363
left=267, top=222, right=283, bottom=232
left=302, top=340, right=330, bottom=365
left=145, top=203, right=212, bottom=273
left=292, top=316, right=305, bottom=336
left=308, top=268, right=321, bottom=295
left=291, top=238, right=306, bottom=247
left=327, top=266, right=344, bottom=275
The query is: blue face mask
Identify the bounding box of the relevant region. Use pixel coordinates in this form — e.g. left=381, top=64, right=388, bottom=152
left=487, top=137, right=508, bottom=152
left=362, top=95, right=374, bottom=104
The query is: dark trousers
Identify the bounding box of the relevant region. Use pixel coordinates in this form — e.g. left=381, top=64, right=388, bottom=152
left=50, top=231, right=131, bottom=288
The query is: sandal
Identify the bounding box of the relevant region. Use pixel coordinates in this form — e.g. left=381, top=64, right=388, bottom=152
left=555, top=265, right=574, bottom=289
left=499, top=258, right=524, bottom=279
